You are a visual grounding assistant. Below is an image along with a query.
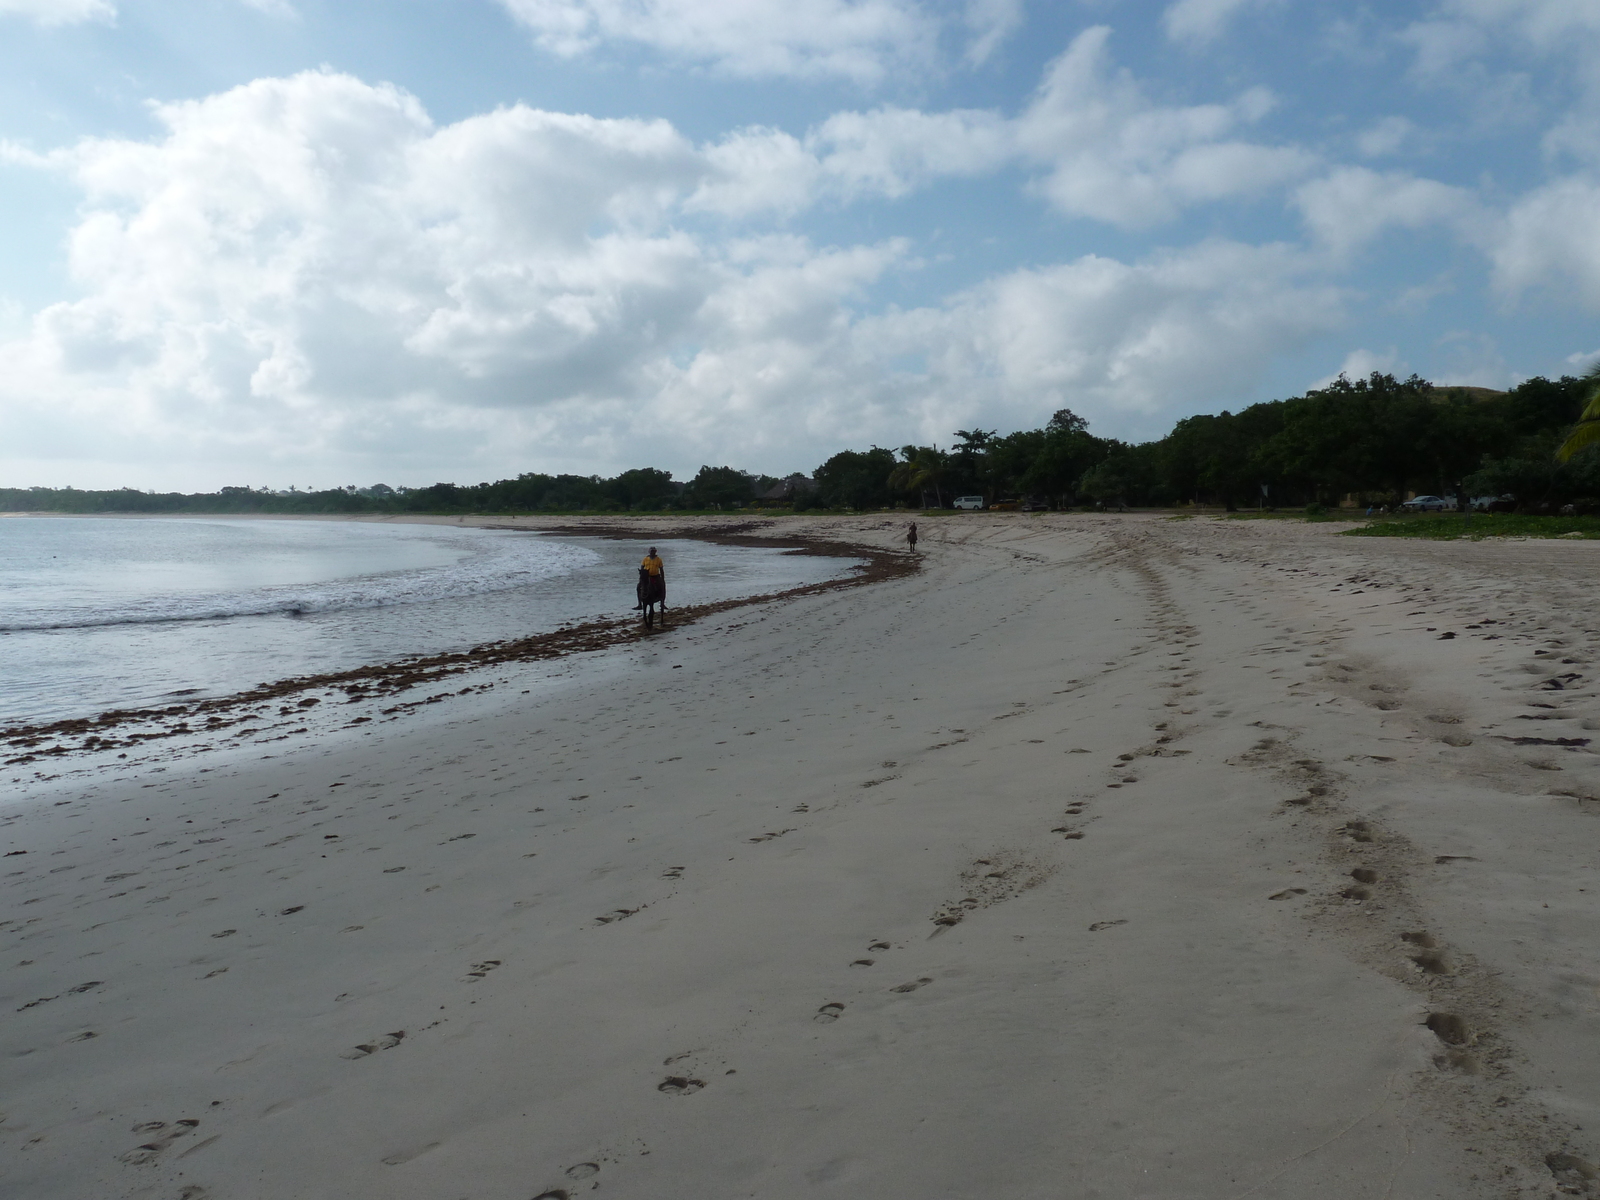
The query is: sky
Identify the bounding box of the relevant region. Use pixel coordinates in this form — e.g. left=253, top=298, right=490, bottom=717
left=1, top=0, right=1598, bottom=491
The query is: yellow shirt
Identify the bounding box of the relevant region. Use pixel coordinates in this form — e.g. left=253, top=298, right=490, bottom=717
left=641, top=555, right=663, bottom=576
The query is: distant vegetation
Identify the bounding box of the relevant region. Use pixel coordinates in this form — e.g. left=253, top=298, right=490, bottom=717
left=1345, top=514, right=1600, bottom=540
left=0, top=467, right=753, bottom=517
left=5, top=370, right=1599, bottom=515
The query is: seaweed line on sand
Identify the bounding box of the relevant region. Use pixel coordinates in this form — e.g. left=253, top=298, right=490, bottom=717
left=3, top=525, right=914, bottom=765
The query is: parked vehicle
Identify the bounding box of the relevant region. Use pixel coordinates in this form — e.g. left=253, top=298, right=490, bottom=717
left=952, top=495, right=985, bottom=510
left=1019, top=497, right=1050, bottom=511
left=989, top=499, right=1020, bottom=511
left=1400, top=495, right=1454, bottom=512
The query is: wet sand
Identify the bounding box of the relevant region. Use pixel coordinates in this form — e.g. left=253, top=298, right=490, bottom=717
left=4, top=512, right=1599, bottom=1199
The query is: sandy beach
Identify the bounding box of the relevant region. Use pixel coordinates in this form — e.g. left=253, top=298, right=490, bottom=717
left=5, top=512, right=1600, bottom=1199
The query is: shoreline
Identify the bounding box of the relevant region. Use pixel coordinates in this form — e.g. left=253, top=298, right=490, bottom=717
left=1, top=517, right=913, bottom=768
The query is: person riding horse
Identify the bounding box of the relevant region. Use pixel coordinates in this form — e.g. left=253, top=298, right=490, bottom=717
left=636, top=546, right=666, bottom=614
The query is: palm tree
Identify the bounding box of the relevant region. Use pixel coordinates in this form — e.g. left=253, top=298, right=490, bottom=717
left=1555, top=362, right=1600, bottom=462
left=890, top=445, right=948, bottom=508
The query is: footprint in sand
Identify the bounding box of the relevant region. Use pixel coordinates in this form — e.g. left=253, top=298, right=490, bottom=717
left=595, top=908, right=639, bottom=925
left=1268, top=888, right=1307, bottom=900
left=1425, top=1012, right=1472, bottom=1054
left=119, top=1118, right=201, bottom=1165
left=461, top=959, right=501, bottom=981
left=662, top=867, right=684, bottom=879
left=1409, top=949, right=1452, bottom=975
left=1088, top=920, right=1127, bottom=931
left=890, top=978, right=932, bottom=993
left=340, top=1031, right=405, bottom=1060
left=1545, top=1152, right=1600, bottom=1194
left=814, top=1002, right=845, bottom=1023
left=868, top=941, right=891, bottom=951
left=658, top=1076, right=705, bottom=1095
left=1350, top=868, right=1380, bottom=884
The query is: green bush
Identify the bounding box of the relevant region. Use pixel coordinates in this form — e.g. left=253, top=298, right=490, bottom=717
left=1345, top=514, right=1600, bottom=540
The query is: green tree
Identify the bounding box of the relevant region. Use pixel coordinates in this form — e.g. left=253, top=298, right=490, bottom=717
left=606, top=467, right=677, bottom=510
left=948, top=428, right=995, bottom=497
left=814, top=447, right=897, bottom=509
left=889, top=445, right=950, bottom=507
left=1556, top=364, right=1600, bottom=462
left=684, top=465, right=753, bottom=509
left=1078, top=450, right=1136, bottom=509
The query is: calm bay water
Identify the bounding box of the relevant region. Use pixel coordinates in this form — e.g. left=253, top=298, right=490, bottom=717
left=0, top=517, right=853, bottom=725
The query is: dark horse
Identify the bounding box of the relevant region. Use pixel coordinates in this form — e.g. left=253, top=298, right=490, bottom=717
left=637, top=567, right=667, bottom=629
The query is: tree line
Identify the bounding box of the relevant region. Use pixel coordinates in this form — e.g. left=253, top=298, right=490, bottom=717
left=5, top=369, right=1598, bottom=515
left=816, top=370, right=1598, bottom=511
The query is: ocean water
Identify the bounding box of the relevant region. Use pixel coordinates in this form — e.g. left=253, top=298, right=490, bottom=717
left=0, top=517, right=855, bottom=725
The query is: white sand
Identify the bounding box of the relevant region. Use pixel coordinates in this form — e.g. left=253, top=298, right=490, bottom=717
left=5, top=512, right=1600, bottom=1199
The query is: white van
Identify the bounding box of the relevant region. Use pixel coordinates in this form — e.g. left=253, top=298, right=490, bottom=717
left=952, top=495, right=985, bottom=510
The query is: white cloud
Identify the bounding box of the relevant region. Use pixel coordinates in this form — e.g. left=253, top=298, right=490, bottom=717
left=924, top=241, right=1346, bottom=430
left=495, top=0, right=940, bottom=84
left=814, top=105, right=1013, bottom=197
left=0, top=69, right=1356, bottom=486
left=963, top=0, right=1023, bottom=65
left=1293, top=166, right=1483, bottom=255
left=1356, top=115, right=1420, bottom=157
left=0, top=0, right=114, bottom=25
left=1015, top=27, right=1313, bottom=227
left=686, top=28, right=1312, bottom=228
left=1399, top=18, right=1489, bottom=77
left=1435, top=0, right=1600, bottom=48
left=1400, top=0, right=1600, bottom=92
left=0, top=139, right=53, bottom=167
left=688, top=106, right=1010, bottom=216
left=645, top=239, right=1349, bottom=457
left=1162, top=0, right=1276, bottom=46
left=0, top=72, right=718, bottom=478
left=1489, top=177, right=1600, bottom=306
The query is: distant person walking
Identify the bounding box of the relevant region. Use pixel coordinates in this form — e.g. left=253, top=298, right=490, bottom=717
left=906, top=522, right=918, bottom=554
